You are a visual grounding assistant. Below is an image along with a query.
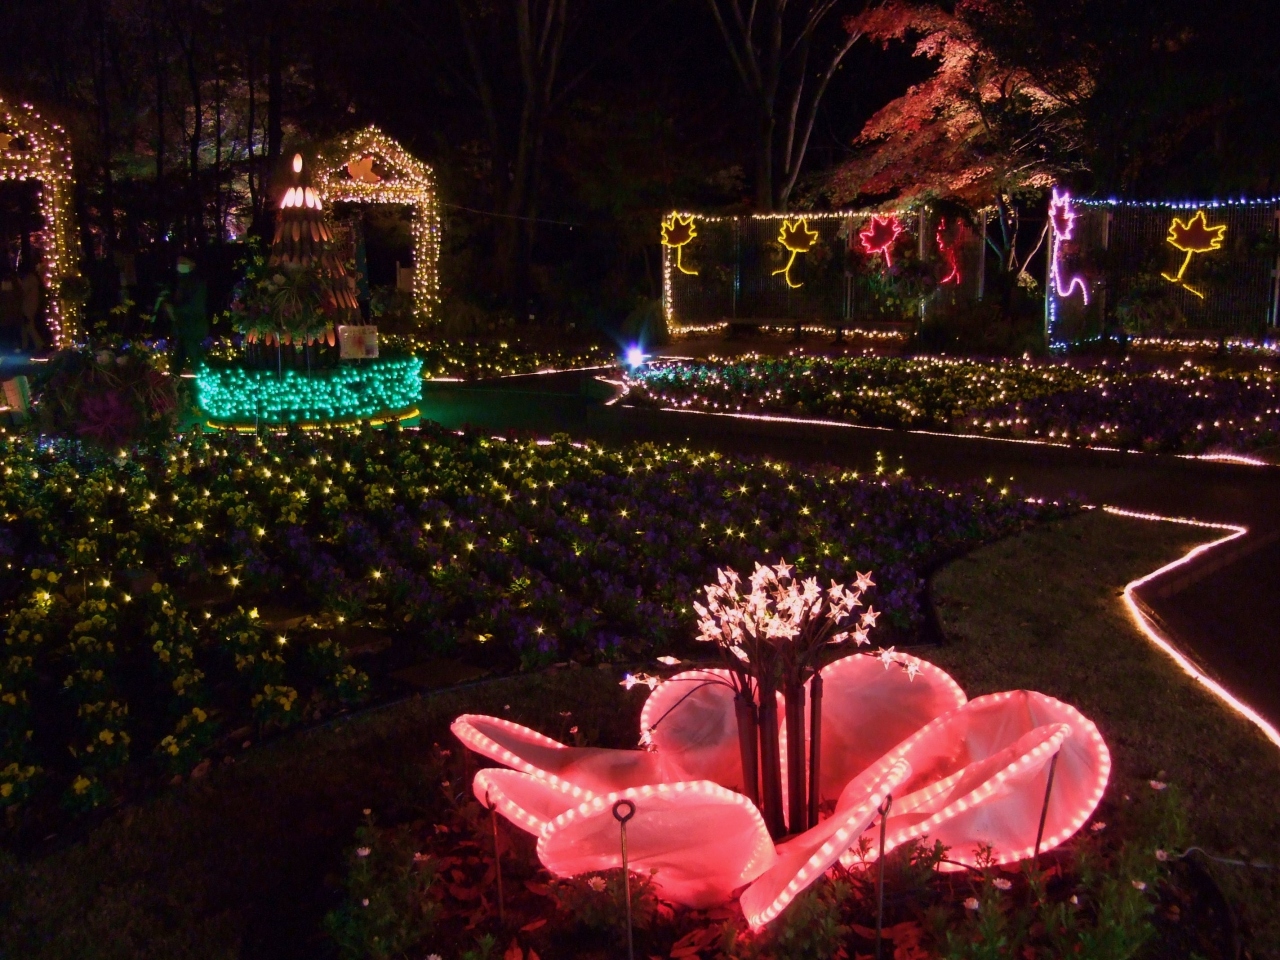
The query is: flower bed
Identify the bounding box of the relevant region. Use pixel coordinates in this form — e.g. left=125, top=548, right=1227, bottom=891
left=381, top=336, right=615, bottom=380
left=0, top=424, right=1065, bottom=829
left=628, top=355, right=1280, bottom=454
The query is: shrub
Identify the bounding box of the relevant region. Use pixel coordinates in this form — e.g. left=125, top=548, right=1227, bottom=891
left=323, top=813, right=442, bottom=960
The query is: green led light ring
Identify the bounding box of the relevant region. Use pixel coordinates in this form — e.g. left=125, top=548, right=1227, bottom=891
left=195, top=357, right=423, bottom=428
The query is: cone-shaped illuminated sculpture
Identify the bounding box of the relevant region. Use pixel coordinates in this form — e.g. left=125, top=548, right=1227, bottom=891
left=266, top=153, right=358, bottom=345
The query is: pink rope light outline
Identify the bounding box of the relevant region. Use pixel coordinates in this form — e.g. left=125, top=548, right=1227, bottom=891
left=1105, top=506, right=1280, bottom=750
left=1050, top=188, right=1089, bottom=304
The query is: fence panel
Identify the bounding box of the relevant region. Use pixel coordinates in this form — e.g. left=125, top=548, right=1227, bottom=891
left=663, top=210, right=992, bottom=331
left=1051, top=199, right=1280, bottom=342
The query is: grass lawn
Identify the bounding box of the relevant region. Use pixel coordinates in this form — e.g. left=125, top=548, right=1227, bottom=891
left=2, top=509, right=1275, bottom=959
left=931, top=509, right=1280, bottom=958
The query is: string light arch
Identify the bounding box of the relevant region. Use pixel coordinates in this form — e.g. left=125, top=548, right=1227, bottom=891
left=314, top=125, right=441, bottom=323
left=0, top=96, right=81, bottom=347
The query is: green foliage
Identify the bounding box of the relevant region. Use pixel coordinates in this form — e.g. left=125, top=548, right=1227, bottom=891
left=32, top=341, right=178, bottom=449
left=459, top=933, right=499, bottom=960
left=764, top=878, right=851, bottom=960
left=306, top=639, right=372, bottom=707
left=322, top=812, right=442, bottom=960
left=1114, top=274, right=1189, bottom=336
left=552, top=868, right=660, bottom=937
left=915, top=292, right=1046, bottom=357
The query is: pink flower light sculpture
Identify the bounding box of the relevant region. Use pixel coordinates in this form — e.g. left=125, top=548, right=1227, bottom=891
left=452, top=651, right=1110, bottom=927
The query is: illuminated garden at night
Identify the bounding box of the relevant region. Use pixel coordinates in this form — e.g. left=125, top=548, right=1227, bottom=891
left=2, top=1, right=1280, bottom=959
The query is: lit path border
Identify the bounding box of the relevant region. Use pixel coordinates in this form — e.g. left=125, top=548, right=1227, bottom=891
left=641, top=406, right=1280, bottom=748
left=649, top=405, right=1273, bottom=466
left=1104, top=506, right=1280, bottom=750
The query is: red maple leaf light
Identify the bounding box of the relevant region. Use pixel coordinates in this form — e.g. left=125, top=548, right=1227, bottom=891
left=859, top=215, right=904, bottom=267
left=936, top=219, right=960, bottom=284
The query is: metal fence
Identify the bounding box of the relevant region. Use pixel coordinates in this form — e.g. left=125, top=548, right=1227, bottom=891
left=667, top=198, right=1280, bottom=344
left=1049, top=198, right=1280, bottom=342
left=663, top=210, right=989, bottom=330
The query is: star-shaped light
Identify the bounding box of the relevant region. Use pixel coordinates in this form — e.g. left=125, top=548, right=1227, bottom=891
left=878, top=646, right=897, bottom=669
left=854, top=571, right=875, bottom=592
left=860, top=606, right=880, bottom=628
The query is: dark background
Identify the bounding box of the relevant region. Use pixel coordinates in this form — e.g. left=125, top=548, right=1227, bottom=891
left=0, top=0, right=1277, bottom=331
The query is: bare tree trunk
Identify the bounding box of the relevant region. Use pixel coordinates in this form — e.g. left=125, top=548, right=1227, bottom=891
left=267, top=13, right=283, bottom=190
left=214, top=63, right=223, bottom=242
left=91, top=0, right=117, bottom=257
left=246, top=42, right=258, bottom=229
left=151, top=5, right=167, bottom=244
left=174, top=6, right=203, bottom=249
left=706, top=0, right=861, bottom=212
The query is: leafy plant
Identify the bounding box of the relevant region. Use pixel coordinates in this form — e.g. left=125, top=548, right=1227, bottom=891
left=551, top=868, right=660, bottom=937
left=323, top=812, right=442, bottom=960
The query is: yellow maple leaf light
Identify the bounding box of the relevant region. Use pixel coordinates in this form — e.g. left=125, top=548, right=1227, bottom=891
left=661, top=213, right=699, bottom=275
left=772, top=218, right=819, bottom=288
left=1161, top=209, right=1226, bottom=299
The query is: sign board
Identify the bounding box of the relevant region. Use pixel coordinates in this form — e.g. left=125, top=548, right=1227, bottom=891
left=338, top=325, right=379, bottom=359
left=2, top=376, right=31, bottom=412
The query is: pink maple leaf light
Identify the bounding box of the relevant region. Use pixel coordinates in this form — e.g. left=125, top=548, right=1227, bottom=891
left=859, top=215, right=905, bottom=267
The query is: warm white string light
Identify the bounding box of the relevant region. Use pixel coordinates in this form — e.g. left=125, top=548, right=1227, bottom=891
left=314, top=125, right=441, bottom=322
left=0, top=97, right=81, bottom=347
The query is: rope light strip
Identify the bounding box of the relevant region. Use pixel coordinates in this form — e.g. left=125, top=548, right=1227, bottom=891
left=1104, top=506, right=1280, bottom=750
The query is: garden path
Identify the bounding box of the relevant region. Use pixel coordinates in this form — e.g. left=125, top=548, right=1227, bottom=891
left=420, top=370, right=1280, bottom=736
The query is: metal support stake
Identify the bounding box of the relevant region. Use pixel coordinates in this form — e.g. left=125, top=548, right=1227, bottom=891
left=1032, top=751, right=1061, bottom=871
left=612, top=799, right=637, bottom=960
left=875, top=793, right=893, bottom=960
left=485, top=791, right=505, bottom=925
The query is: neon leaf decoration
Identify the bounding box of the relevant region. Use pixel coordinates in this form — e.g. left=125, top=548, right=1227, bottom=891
left=936, top=219, right=960, bottom=285
left=1049, top=188, right=1089, bottom=304
left=1161, top=210, right=1226, bottom=299
left=859, top=215, right=904, bottom=268
left=661, top=213, right=700, bottom=276
left=772, top=218, right=819, bottom=288
left=453, top=650, right=1109, bottom=927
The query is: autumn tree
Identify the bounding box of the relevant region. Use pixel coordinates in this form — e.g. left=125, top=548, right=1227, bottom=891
left=705, top=0, right=868, bottom=212
left=828, top=0, right=1090, bottom=275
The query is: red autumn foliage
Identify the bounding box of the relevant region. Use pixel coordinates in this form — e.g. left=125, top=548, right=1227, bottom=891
left=828, top=0, right=1090, bottom=210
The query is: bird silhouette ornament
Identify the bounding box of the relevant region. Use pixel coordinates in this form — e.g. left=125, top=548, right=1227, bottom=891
left=772, top=218, right=819, bottom=288
left=1162, top=210, right=1226, bottom=299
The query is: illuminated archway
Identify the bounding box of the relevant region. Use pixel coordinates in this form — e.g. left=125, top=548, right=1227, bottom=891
left=314, top=126, right=441, bottom=322
left=0, top=96, right=81, bottom=347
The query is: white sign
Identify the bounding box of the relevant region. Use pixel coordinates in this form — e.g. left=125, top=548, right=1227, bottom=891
left=338, top=325, right=379, bottom=359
